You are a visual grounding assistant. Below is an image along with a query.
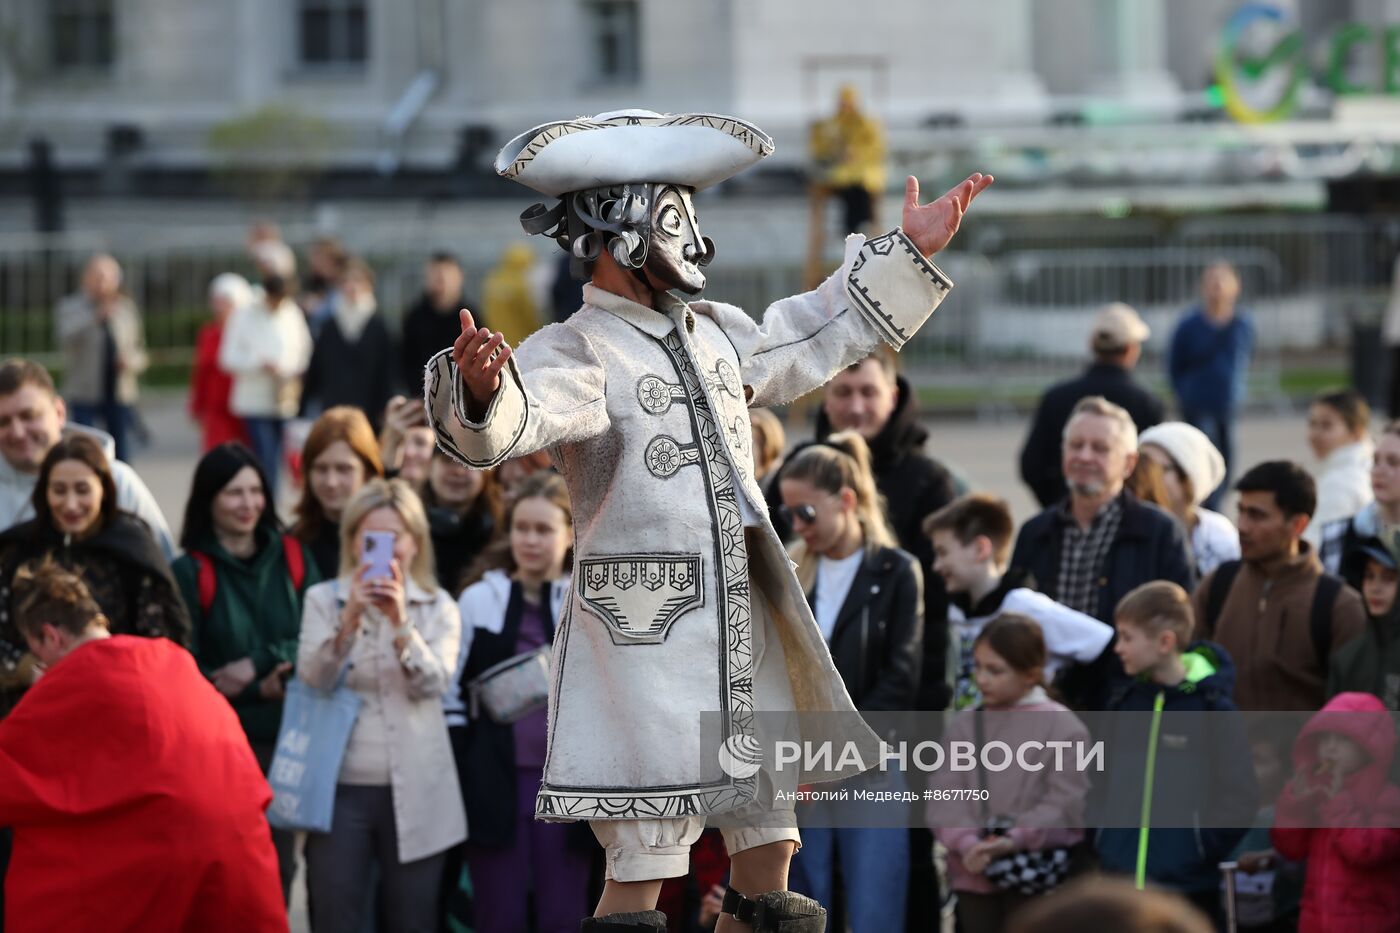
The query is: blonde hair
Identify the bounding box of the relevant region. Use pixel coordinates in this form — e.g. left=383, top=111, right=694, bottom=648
left=337, top=478, right=437, bottom=590
left=781, top=431, right=895, bottom=590
left=1065, top=395, right=1138, bottom=450
left=749, top=408, right=786, bottom=478
left=461, top=471, right=573, bottom=592
left=1115, top=580, right=1194, bottom=649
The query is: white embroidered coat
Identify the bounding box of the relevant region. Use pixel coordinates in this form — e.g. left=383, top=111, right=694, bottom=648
left=427, top=229, right=952, bottom=822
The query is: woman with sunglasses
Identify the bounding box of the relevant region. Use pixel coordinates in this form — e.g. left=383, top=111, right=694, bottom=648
left=777, top=430, right=924, bottom=933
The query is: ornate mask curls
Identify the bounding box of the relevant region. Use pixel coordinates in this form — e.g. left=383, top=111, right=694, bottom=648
left=516, top=182, right=713, bottom=293
left=518, top=183, right=654, bottom=269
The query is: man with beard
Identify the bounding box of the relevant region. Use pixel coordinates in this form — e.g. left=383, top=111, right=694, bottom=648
left=426, top=109, right=991, bottom=932
left=1009, top=396, right=1194, bottom=708
left=1191, top=460, right=1363, bottom=711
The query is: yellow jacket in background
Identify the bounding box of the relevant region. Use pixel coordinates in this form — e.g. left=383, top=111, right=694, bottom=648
left=482, top=244, right=541, bottom=347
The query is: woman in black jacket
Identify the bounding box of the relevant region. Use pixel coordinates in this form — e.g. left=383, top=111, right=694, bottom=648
left=0, top=434, right=189, bottom=714
left=421, top=446, right=501, bottom=596
left=777, top=430, right=923, bottom=932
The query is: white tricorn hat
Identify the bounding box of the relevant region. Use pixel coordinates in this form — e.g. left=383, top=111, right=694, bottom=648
left=494, top=109, right=775, bottom=198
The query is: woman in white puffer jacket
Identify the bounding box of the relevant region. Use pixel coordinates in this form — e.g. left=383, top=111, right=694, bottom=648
left=1304, top=389, right=1374, bottom=550
left=218, top=242, right=312, bottom=489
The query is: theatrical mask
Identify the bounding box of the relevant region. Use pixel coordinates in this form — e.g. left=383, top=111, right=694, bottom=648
left=521, top=182, right=716, bottom=295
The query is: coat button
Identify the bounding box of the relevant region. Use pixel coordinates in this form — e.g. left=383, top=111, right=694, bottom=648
left=1098, top=577, right=1108, bottom=587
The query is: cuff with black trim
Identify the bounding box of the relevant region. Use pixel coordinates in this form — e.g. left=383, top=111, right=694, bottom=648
left=844, top=228, right=954, bottom=350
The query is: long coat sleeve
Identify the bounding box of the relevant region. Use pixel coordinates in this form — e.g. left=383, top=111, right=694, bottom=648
left=427, top=230, right=951, bottom=468
left=425, top=228, right=955, bottom=823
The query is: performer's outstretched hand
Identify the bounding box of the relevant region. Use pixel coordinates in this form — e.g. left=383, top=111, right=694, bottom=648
left=452, top=308, right=513, bottom=411
left=902, top=173, right=994, bottom=258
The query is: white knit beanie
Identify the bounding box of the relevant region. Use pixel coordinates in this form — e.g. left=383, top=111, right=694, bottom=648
left=208, top=272, right=252, bottom=310
left=1139, top=422, right=1226, bottom=507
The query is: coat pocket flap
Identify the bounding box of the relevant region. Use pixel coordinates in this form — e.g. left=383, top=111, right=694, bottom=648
left=577, top=553, right=704, bottom=645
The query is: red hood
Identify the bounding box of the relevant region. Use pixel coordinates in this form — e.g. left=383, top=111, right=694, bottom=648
left=1294, top=692, right=1397, bottom=799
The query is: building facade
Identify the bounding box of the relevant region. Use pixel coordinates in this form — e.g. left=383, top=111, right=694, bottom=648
left=1, top=0, right=1398, bottom=181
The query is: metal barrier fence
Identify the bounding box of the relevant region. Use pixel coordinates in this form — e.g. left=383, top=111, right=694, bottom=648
left=0, top=230, right=506, bottom=368
left=0, top=214, right=1391, bottom=412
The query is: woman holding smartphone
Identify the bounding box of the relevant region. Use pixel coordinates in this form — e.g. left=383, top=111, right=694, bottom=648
left=297, top=478, right=466, bottom=933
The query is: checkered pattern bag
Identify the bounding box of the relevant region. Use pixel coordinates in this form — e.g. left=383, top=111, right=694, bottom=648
left=973, top=710, right=1073, bottom=897
left=983, top=846, right=1072, bottom=896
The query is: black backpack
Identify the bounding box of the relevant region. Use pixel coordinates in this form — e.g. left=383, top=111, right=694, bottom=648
left=1204, top=559, right=1343, bottom=667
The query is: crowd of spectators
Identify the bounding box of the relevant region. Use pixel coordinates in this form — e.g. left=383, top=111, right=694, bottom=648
left=6, top=245, right=1397, bottom=933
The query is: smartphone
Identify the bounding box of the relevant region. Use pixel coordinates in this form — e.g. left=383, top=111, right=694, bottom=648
left=398, top=395, right=428, bottom=427
left=360, top=530, right=396, bottom=581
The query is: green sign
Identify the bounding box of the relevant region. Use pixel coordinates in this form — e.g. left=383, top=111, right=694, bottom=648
left=1215, top=3, right=1400, bottom=123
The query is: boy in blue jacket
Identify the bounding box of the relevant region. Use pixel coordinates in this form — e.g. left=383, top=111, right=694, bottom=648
left=1095, top=580, right=1258, bottom=925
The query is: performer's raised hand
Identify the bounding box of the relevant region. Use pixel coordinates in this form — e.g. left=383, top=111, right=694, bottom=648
left=452, top=308, right=513, bottom=410
left=902, top=173, right=994, bottom=258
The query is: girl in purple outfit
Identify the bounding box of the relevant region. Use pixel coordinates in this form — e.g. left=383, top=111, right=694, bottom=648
left=446, top=472, right=587, bottom=933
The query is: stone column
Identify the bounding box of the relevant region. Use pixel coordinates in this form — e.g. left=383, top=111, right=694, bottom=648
left=1090, top=0, right=1181, bottom=113
left=0, top=3, right=25, bottom=113
left=236, top=0, right=278, bottom=109
left=994, top=0, right=1050, bottom=119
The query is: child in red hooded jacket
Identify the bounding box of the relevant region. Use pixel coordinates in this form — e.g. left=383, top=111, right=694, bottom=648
left=1271, top=692, right=1400, bottom=933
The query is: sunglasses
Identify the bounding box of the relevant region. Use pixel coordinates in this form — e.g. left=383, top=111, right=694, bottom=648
left=778, top=503, right=818, bottom=525
left=777, top=494, right=840, bottom=526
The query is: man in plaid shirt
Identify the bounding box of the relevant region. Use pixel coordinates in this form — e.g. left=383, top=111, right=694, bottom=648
left=1010, top=397, right=1196, bottom=707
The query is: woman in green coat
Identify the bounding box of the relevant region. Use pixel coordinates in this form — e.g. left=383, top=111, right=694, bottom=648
left=172, top=442, right=320, bottom=901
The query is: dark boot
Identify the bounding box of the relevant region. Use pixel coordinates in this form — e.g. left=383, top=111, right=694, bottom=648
left=722, top=887, right=827, bottom=932
left=580, top=909, right=668, bottom=932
